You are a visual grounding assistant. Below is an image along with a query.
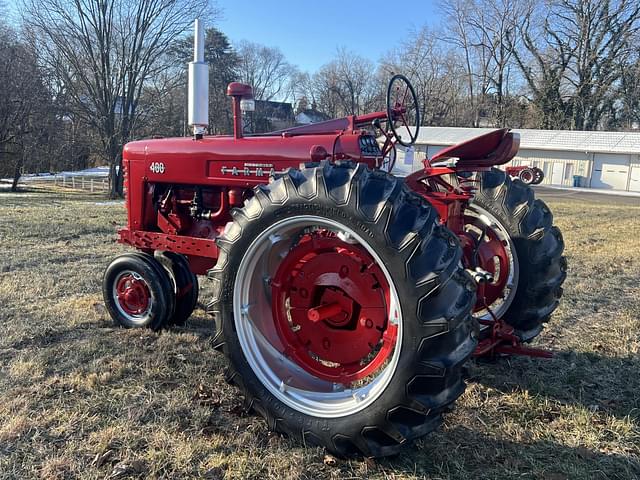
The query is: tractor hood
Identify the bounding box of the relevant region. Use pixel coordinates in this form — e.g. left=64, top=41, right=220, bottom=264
left=123, top=133, right=351, bottom=166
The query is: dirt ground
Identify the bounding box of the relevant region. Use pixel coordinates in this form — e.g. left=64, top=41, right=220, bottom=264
left=0, top=186, right=638, bottom=479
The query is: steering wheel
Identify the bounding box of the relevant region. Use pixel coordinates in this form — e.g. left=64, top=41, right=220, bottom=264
left=380, top=143, right=396, bottom=173
left=386, top=74, right=420, bottom=147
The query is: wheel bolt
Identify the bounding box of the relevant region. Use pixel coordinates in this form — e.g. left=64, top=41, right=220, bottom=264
left=323, top=338, right=331, bottom=350
left=300, top=288, right=308, bottom=298
left=360, top=317, right=374, bottom=328
left=339, top=265, right=349, bottom=278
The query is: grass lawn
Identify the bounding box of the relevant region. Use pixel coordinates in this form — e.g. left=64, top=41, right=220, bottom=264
left=0, top=186, right=638, bottom=479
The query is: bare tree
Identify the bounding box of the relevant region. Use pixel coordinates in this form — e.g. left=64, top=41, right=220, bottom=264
left=236, top=41, right=293, bottom=101
left=514, top=0, right=640, bottom=129
left=466, top=0, right=527, bottom=126
left=308, top=49, right=380, bottom=118
left=308, top=62, right=342, bottom=118
left=381, top=26, right=469, bottom=126
left=440, top=0, right=485, bottom=126
left=25, top=0, right=212, bottom=197
left=439, top=0, right=526, bottom=127
left=0, top=26, right=51, bottom=191
left=617, top=53, right=640, bottom=129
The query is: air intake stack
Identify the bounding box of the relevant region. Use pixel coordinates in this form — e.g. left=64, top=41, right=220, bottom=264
left=188, top=19, right=208, bottom=139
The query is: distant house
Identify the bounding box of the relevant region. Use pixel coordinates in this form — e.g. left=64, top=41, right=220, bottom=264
left=247, top=100, right=295, bottom=133
left=296, top=108, right=331, bottom=125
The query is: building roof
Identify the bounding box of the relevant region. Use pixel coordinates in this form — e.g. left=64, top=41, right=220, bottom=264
left=254, top=100, right=294, bottom=121
left=411, top=126, right=640, bottom=155
left=296, top=109, right=331, bottom=125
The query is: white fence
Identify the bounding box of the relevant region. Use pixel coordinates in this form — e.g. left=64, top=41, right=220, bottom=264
left=52, top=175, right=109, bottom=192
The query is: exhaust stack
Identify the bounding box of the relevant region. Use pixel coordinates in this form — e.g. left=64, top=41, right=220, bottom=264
left=188, top=19, right=208, bottom=139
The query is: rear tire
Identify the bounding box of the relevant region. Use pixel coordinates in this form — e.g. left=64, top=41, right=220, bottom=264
left=532, top=167, right=544, bottom=185
left=472, top=168, right=566, bottom=340
left=208, top=162, right=477, bottom=457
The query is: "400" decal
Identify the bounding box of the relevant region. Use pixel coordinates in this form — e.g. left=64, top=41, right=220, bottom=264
left=149, top=162, right=165, bottom=174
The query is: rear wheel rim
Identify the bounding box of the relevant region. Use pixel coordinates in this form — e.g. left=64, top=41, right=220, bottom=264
left=233, top=216, right=403, bottom=418
left=464, top=205, right=519, bottom=320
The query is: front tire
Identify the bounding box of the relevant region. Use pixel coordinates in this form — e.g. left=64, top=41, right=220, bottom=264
left=208, top=163, right=477, bottom=457
left=156, top=252, right=199, bottom=326
left=103, top=253, right=175, bottom=330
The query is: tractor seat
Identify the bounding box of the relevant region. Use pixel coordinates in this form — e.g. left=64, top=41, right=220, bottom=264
left=430, top=129, right=520, bottom=169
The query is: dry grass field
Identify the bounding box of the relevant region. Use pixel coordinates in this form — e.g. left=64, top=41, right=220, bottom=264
left=0, top=186, right=638, bottom=479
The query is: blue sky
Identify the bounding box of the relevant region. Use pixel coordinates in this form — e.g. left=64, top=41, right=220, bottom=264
left=4, top=0, right=442, bottom=72
left=215, top=0, right=442, bottom=72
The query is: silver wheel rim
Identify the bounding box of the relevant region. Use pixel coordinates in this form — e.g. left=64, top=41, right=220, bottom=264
left=233, top=215, right=403, bottom=418
left=112, top=270, right=154, bottom=326
left=520, top=170, right=533, bottom=183
left=465, top=204, right=519, bottom=320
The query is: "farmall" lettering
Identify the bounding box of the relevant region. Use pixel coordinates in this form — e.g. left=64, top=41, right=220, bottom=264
left=221, top=163, right=288, bottom=177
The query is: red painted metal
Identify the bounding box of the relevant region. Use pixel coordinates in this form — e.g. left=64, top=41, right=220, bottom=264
left=472, top=281, right=553, bottom=359
left=117, top=78, right=551, bottom=360
left=505, top=166, right=544, bottom=185
left=227, top=82, right=252, bottom=139
left=115, top=274, right=151, bottom=315
left=431, top=129, right=520, bottom=168
left=462, top=215, right=510, bottom=310
left=474, top=319, right=553, bottom=358
left=307, top=302, right=345, bottom=323
left=270, top=232, right=396, bottom=384
left=505, top=165, right=528, bottom=177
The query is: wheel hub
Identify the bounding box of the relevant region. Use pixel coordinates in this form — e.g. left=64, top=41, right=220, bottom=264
left=271, top=232, right=396, bottom=384
left=520, top=170, right=534, bottom=183
left=115, top=273, right=151, bottom=316
left=462, top=206, right=518, bottom=318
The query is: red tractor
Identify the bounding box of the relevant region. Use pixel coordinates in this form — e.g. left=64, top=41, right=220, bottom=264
left=505, top=165, right=545, bottom=185
left=102, top=22, right=566, bottom=458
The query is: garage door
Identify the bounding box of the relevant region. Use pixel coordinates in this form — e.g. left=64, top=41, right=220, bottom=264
left=591, top=154, right=629, bottom=190
left=630, top=166, right=640, bottom=192
left=551, top=162, right=564, bottom=185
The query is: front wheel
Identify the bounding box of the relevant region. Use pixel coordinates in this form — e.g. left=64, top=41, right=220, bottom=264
left=103, top=253, right=175, bottom=330
left=208, top=163, right=477, bottom=457
left=518, top=167, right=535, bottom=185
left=156, top=252, right=199, bottom=326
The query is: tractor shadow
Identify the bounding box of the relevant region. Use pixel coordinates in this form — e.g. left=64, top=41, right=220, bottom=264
left=467, top=349, right=640, bottom=421
left=175, top=311, right=216, bottom=339
left=379, top=426, right=640, bottom=480
left=371, top=351, right=640, bottom=479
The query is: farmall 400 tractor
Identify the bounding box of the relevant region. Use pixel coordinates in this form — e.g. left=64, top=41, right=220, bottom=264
left=102, top=21, right=566, bottom=458
left=505, top=165, right=545, bottom=185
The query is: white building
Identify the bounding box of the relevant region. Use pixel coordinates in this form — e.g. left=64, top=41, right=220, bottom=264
left=397, top=127, right=640, bottom=192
